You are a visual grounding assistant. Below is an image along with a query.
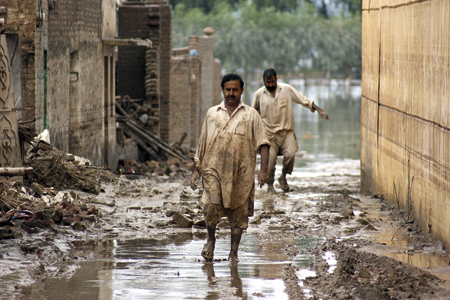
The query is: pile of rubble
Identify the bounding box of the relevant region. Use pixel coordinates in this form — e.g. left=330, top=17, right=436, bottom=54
left=116, top=95, right=191, bottom=162
left=0, top=131, right=196, bottom=241
left=0, top=179, right=100, bottom=239
left=118, top=156, right=193, bottom=179
left=0, top=138, right=118, bottom=240
left=23, top=139, right=115, bottom=195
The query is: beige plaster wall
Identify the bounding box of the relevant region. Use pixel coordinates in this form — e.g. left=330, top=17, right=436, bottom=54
left=361, top=0, right=450, bottom=247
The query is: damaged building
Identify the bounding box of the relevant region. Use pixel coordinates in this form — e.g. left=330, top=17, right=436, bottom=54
left=3, top=0, right=221, bottom=170
left=116, top=1, right=221, bottom=152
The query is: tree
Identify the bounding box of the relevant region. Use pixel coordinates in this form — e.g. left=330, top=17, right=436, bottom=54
left=172, top=0, right=361, bottom=85
left=168, top=0, right=240, bottom=13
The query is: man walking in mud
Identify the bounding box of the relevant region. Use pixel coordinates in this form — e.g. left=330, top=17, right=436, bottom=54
left=252, top=68, right=329, bottom=193
left=190, top=73, right=270, bottom=262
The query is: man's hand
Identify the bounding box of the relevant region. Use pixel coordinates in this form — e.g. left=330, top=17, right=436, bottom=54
left=257, top=169, right=268, bottom=188
left=190, top=168, right=200, bottom=190
left=318, top=110, right=329, bottom=120
left=190, top=172, right=200, bottom=190
left=258, top=144, right=270, bottom=188
left=312, top=103, right=329, bottom=120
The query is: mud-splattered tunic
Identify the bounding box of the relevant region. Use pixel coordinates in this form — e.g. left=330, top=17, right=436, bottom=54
left=194, top=101, right=270, bottom=213
left=251, top=82, right=315, bottom=139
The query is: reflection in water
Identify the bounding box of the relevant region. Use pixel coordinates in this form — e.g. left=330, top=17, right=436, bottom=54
left=202, top=262, right=247, bottom=299
left=202, top=263, right=219, bottom=300
left=230, top=263, right=245, bottom=298
left=33, top=235, right=298, bottom=299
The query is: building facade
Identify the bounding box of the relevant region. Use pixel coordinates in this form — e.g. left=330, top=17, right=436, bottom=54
left=6, top=0, right=149, bottom=169
left=118, top=1, right=222, bottom=151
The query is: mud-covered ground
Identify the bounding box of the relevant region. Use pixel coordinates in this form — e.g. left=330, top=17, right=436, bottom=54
left=2, top=165, right=450, bottom=299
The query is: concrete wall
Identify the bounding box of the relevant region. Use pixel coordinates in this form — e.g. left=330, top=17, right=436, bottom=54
left=361, top=0, right=450, bottom=247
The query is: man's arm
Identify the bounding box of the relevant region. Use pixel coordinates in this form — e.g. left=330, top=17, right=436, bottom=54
left=190, top=165, right=200, bottom=190
left=312, top=103, right=329, bottom=120
left=257, top=145, right=269, bottom=188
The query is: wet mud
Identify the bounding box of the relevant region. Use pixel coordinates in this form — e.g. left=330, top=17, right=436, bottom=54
left=1, top=161, right=450, bottom=299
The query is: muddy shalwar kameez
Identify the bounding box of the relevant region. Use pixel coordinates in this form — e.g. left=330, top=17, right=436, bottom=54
left=252, top=82, right=315, bottom=184
left=194, top=101, right=270, bottom=228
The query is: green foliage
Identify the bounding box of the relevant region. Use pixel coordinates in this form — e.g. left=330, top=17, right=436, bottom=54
left=172, top=0, right=361, bottom=85
left=168, top=0, right=240, bottom=13
left=252, top=0, right=300, bottom=12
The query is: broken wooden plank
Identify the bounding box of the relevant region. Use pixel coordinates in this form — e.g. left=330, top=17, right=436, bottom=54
left=0, top=167, right=33, bottom=176
left=116, top=102, right=189, bottom=161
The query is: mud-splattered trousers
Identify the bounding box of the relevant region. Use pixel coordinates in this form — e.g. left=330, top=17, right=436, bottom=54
left=194, top=101, right=270, bottom=228
left=252, top=83, right=315, bottom=184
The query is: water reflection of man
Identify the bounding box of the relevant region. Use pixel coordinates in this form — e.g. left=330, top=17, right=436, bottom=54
left=252, top=68, right=329, bottom=193
left=202, top=261, right=246, bottom=298
left=190, top=74, right=270, bottom=262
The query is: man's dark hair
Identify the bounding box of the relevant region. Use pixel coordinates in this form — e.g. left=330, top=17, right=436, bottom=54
left=263, top=68, right=277, bottom=79
left=221, top=73, right=244, bottom=89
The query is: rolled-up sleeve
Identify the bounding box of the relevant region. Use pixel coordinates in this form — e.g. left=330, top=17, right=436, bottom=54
left=253, top=110, right=271, bottom=153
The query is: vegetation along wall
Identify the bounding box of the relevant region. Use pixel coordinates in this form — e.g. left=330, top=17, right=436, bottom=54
left=361, top=0, right=450, bottom=247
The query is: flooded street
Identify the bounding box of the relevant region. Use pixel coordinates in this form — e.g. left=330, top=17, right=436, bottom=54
left=4, top=83, right=450, bottom=299
left=26, top=159, right=450, bottom=300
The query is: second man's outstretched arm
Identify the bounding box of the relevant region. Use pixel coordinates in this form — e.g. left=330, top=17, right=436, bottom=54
left=312, top=103, right=329, bottom=120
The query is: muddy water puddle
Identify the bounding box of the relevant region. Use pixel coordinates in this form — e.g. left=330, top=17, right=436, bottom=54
left=32, top=233, right=321, bottom=299
left=349, top=196, right=450, bottom=284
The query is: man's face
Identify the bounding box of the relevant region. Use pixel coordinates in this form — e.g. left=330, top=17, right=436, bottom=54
left=222, top=80, right=243, bottom=107
left=263, top=75, right=277, bottom=91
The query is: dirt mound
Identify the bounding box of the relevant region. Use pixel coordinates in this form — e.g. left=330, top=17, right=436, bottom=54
left=302, top=239, right=446, bottom=300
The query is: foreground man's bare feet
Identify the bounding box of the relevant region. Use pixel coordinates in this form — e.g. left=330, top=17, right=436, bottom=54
left=201, top=241, right=215, bottom=262
left=202, top=226, right=216, bottom=262
left=228, top=228, right=243, bottom=262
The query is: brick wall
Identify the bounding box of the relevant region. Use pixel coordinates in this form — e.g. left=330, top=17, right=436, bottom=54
left=189, top=57, right=201, bottom=150
left=169, top=56, right=190, bottom=147
left=47, top=0, right=106, bottom=165
left=118, top=1, right=172, bottom=142
left=170, top=53, right=201, bottom=150
left=197, top=36, right=214, bottom=126
left=7, top=0, right=119, bottom=168
left=157, top=4, right=172, bottom=142
left=117, top=4, right=152, bottom=99
left=213, top=58, right=222, bottom=106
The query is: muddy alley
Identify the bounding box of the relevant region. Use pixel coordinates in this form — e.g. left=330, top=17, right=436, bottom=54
left=1, top=158, right=450, bottom=300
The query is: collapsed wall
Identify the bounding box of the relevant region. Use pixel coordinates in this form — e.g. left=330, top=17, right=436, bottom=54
left=361, top=0, right=450, bottom=247
left=117, top=1, right=172, bottom=141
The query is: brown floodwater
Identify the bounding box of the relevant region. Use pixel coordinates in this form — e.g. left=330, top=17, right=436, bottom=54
left=30, top=233, right=321, bottom=300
